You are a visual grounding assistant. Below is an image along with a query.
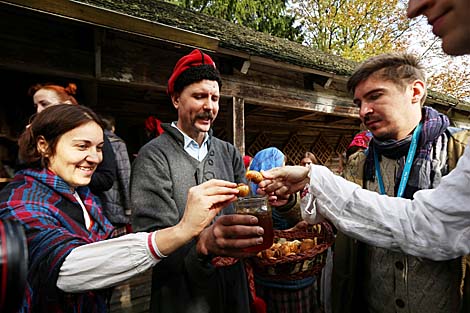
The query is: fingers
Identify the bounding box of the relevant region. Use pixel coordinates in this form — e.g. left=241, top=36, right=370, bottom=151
left=194, top=179, right=239, bottom=196
left=286, top=220, right=308, bottom=232
left=259, top=167, right=282, bottom=180
left=210, top=214, right=265, bottom=254
left=257, top=178, right=273, bottom=190
left=208, top=198, right=237, bottom=217
left=200, top=179, right=238, bottom=188
left=197, top=221, right=264, bottom=258
left=216, top=213, right=259, bottom=226
left=258, top=180, right=285, bottom=194
left=269, top=199, right=288, bottom=207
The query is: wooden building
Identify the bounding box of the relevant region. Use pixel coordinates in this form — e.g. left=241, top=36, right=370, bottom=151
left=1, top=0, right=470, bottom=171
left=1, top=0, right=470, bottom=311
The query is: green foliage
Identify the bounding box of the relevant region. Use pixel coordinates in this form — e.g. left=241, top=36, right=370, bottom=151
left=167, top=0, right=304, bottom=42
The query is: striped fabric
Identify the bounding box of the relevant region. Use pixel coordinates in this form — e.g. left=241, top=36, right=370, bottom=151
left=0, top=168, right=115, bottom=313
left=256, top=281, right=321, bottom=313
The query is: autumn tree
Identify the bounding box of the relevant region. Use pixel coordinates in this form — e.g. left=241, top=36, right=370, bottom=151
left=289, top=0, right=414, bottom=61
left=427, top=62, right=470, bottom=101
left=403, top=19, right=470, bottom=101
left=289, top=0, right=469, bottom=101
left=167, top=0, right=303, bottom=42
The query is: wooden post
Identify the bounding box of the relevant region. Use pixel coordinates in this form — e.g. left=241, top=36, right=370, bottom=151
left=94, top=28, right=104, bottom=79
left=83, top=28, right=104, bottom=108
left=232, top=97, right=245, bottom=155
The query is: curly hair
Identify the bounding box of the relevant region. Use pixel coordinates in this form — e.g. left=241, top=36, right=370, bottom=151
left=172, top=65, right=222, bottom=95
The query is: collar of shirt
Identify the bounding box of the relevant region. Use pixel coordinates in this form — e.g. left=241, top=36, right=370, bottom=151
left=171, top=122, right=209, bottom=161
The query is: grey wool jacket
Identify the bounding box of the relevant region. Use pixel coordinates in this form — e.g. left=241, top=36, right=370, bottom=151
left=130, top=123, right=250, bottom=313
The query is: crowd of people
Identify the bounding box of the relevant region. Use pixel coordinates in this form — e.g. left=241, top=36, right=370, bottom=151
left=1, top=0, right=470, bottom=312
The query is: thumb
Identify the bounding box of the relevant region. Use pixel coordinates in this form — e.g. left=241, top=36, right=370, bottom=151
left=260, top=168, right=278, bottom=179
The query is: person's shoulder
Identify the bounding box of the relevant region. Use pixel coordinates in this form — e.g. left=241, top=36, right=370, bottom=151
left=347, top=150, right=367, bottom=168
left=138, top=135, right=167, bottom=153
left=211, top=136, right=237, bottom=150
left=133, top=134, right=177, bottom=168
left=211, top=135, right=232, bottom=146
left=212, top=137, right=243, bottom=160
left=106, top=131, right=124, bottom=144
left=0, top=174, right=51, bottom=207
left=445, top=126, right=470, bottom=170
left=446, top=126, right=470, bottom=144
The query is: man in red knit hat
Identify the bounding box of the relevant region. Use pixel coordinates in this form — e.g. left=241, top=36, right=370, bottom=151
left=131, top=49, right=262, bottom=313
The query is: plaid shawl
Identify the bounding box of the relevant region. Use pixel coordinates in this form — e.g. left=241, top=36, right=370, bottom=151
left=0, top=168, right=115, bottom=313
left=365, top=106, right=450, bottom=199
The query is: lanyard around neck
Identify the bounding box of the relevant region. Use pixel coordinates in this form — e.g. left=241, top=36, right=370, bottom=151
left=373, top=122, right=422, bottom=197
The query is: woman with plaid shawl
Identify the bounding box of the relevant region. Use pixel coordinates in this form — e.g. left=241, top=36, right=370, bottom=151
left=0, top=104, right=239, bottom=313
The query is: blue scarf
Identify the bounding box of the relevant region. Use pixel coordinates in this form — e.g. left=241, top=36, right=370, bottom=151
left=249, top=148, right=289, bottom=230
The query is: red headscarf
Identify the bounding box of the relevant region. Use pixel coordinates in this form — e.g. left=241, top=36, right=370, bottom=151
left=145, top=116, right=164, bottom=138
left=243, top=155, right=252, bottom=169
left=347, top=130, right=372, bottom=150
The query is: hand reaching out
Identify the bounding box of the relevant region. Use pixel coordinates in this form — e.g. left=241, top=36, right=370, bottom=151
left=257, top=166, right=310, bottom=199
left=179, top=179, right=239, bottom=238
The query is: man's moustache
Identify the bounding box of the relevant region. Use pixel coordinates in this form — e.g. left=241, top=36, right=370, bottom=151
left=196, top=112, right=214, bottom=120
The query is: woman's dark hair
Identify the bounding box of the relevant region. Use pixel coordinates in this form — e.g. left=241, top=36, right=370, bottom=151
left=18, top=104, right=102, bottom=168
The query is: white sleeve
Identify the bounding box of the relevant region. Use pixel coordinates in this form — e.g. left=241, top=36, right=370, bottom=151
left=305, top=144, right=470, bottom=261
left=57, top=232, right=160, bottom=292
left=300, top=184, right=325, bottom=225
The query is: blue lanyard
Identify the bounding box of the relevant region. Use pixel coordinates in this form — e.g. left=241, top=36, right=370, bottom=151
left=373, top=122, right=422, bottom=197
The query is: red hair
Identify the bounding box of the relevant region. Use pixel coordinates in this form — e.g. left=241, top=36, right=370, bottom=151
left=28, top=83, right=78, bottom=105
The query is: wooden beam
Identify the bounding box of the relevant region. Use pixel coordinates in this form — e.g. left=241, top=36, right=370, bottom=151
left=98, top=78, right=167, bottom=92
left=1, top=0, right=219, bottom=51
left=222, top=79, right=359, bottom=119
left=217, top=47, right=349, bottom=82
left=288, top=112, right=319, bottom=122
left=245, top=119, right=360, bottom=131
left=325, top=116, right=350, bottom=125
left=0, top=63, right=95, bottom=81
left=94, top=28, right=104, bottom=79
left=244, top=106, right=265, bottom=115
left=250, top=55, right=349, bottom=82
left=232, top=97, right=245, bottom=155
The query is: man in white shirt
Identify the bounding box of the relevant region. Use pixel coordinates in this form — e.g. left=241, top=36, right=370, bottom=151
left=258, top=0, right=470, bottom=262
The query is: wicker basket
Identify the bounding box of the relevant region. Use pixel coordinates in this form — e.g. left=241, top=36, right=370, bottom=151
left=249, top=222, right=335, bottom=281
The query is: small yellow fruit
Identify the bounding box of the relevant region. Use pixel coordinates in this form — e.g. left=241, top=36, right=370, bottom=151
left=246, top=170, right=263, bottom=184
left=236, top=183, right=250, bottom=197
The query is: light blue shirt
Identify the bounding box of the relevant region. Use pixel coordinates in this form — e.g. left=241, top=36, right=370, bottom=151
left=171, top=122, right=209, bottom=161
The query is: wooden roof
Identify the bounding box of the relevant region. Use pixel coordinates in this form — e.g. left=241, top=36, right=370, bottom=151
left=3, top=0, right=470, bottom=116
left=76, top=0, right=357, bottom=77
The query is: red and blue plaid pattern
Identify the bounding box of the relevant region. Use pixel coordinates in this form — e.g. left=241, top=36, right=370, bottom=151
left=0, top=168, right=115, bottom=313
